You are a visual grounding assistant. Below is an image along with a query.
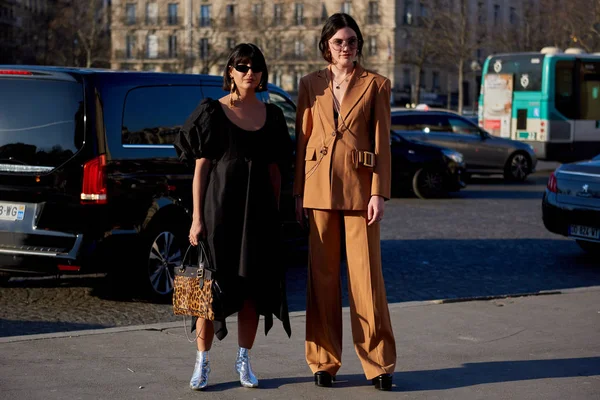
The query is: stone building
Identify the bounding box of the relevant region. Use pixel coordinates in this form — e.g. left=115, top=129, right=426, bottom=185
left=110, top=0, right=539, bottom=108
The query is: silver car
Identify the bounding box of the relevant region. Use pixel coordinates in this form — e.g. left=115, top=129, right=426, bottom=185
left=391, top=109, right=538, bottom=181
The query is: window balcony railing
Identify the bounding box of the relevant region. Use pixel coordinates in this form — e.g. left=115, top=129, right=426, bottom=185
left=166, top=15, right=182, bottom=26
left=367, top=15, right=380, bottom=24
left=123, top=16, right=137, bottom=25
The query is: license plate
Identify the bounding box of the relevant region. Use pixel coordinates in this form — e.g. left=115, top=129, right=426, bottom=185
left=0, top=202, right=25, bottom=221
left=569, top=224, right=600, bottom=240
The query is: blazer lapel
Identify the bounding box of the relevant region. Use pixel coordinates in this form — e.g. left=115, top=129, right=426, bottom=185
left=315, top=69, right=337, bottom=135
left=340, top=64, right=373, bottom=121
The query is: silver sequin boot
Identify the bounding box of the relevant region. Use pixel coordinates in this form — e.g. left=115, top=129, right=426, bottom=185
left=189, top=350, right=210, bottom=390
left=235, top=347, right=259, bottom=388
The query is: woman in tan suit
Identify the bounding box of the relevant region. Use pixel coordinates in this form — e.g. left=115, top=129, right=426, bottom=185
left=294, top=13, right=396, bottom=391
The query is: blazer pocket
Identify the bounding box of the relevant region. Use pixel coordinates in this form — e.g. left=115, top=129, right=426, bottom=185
left=305, top=147, right=316, bottom=161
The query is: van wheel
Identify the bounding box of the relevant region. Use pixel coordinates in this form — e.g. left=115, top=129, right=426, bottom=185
left=142, top=219, right=187, bottom=300
left=0, top=272, right=11, bottom=286
left=576, top=240, right=600, bottom=255
left=412, top=168, right=446, bottom=199
left=504, top=152, right=530, bottom=182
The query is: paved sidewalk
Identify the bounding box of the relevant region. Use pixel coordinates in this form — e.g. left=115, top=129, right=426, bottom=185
left=1, top=287, right=600, bottom=400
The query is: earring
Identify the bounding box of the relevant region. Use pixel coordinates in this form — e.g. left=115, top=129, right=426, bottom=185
left=258, top=83, right=263, bottom=90
left=229, top=79, right=235, bottom=107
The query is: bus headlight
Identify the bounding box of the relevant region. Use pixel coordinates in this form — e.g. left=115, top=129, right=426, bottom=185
left=442, top=149, right=464, bottom=165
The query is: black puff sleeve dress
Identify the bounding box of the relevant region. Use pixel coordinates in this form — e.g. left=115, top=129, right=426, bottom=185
left=174, top=98, right=292, bottom=340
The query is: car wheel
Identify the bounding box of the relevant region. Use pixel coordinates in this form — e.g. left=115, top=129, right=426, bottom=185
left=504, top=152, right=530, bottom=182
left=576, top=240, right=600, bottom=255
left=142, top=219, right=187, bottom=300
left=412, top=168, right=447, bottom=199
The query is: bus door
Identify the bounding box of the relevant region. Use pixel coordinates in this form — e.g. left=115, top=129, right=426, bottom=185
left=575, top=60, right=600, bottom=156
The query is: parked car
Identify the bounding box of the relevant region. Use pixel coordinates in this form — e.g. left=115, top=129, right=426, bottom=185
left=391, top=109, right=537, bottom=181
left=542, top=155, right=600, bottom=255
left=0, top=66, right=299, bottom=297
left=391, top=133, right=466, bottom=199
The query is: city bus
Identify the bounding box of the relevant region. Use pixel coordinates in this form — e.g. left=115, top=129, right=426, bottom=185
left=478, top=48, right=600, bottom=162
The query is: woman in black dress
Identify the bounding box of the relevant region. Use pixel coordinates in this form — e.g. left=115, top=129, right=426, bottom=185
left=174, top=43, right=292, bottom=391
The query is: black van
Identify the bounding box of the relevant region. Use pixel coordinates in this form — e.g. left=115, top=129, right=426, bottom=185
left=0, top=66, right=299, bottom=298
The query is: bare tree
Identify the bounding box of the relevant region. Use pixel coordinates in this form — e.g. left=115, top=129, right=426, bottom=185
left=437, top=0, right=485, bottom=113
left=557, top=0, right=600, bottom=52
left=394, top=0, right=445, bottom=104
left=47, top=0, right=110, bottom=68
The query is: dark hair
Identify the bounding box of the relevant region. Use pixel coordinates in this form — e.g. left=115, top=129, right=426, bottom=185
left=222, top=43, right=268, bottom=92
left=318, top=13, right=364, bottom=64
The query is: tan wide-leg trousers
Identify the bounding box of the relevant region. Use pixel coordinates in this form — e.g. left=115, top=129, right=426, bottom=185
left=305, top=209, right=396, bottom=380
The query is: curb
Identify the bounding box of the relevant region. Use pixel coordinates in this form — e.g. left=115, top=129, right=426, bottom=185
left=2, top=286, right=599, bottom=344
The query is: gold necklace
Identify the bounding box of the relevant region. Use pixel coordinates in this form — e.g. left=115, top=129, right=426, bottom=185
left=330, top=67, right=353, bottom=89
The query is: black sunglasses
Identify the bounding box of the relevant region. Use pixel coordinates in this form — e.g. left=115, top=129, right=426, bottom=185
left=233, top=64, right=262, bottom=73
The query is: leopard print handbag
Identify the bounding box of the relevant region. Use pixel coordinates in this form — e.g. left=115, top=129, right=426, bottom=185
left=173, top=242, right=215, bottom=320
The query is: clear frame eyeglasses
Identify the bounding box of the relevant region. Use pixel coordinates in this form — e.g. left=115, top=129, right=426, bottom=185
left=328, top=37, right=359, bottom=52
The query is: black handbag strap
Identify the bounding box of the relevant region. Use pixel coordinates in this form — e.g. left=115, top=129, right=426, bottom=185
left=180, top=241, right=212, bottom=273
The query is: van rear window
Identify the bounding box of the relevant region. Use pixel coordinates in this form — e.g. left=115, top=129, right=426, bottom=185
left=0, top=78, right=83, bottom=173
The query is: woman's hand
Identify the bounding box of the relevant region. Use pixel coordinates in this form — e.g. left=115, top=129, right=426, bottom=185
left=295, top=196, right=307, bottom=226
left=367, top=195, right=385, bottom=226
left=189, top=219, right=205, bottom=246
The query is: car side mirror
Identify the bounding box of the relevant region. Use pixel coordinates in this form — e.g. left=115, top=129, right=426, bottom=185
left=479, top=130, right=488, bottom=139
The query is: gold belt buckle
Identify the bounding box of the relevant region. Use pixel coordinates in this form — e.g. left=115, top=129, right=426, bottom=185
left=362, top=151, right=375, bottom=167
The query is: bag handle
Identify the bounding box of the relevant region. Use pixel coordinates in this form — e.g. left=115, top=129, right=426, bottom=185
left=180, top=240, right=212, bottom=273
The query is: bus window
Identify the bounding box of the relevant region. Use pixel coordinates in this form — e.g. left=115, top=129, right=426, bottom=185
left=555, top=60, right=577, bottom=119
left=487, top=55, right=544, bottom=91
left=580, top=61, right=600, bottom=121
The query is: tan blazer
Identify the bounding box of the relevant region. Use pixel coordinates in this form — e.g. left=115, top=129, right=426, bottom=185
left=293, top=64, right=391, bottom=210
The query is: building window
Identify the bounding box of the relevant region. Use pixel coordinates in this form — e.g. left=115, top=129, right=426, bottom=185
left=477, top=1, right=485, bottom=24
left=199, top=38, right=209, bottom=60
left=125, top=34, right=135, bottom=59
left=252, top=3, right=263, bottom=24
left=146, top=2, right=157, bottom=25
left=403, top=68, right=411, bottom=90
left=493, top=4, right=500, bottom=25
left=509, top=7, right=516, bottom=24
left=403, top=0, right=413, bottom=25
left=147, top=34, right=158, bottom=59
left=167, top=3, right=178, bottom=25
left=341, top=1, right=351, bottom=15
left=432, top=71, right=440, bottom=91
left=320, top=3, right=328, bottom=23
left=272, top=70, right=282, bottom=87
left=227, top=38, right=236, bottom=50
left=367, top=1, right=379, bottom=24
left=294, top=39, right=305, bottom=58
left=294, top=3, right=304, bottom=25
left=419, top=69, right=425, bottom=89
left=368, top=36, right=377, bottom=56
left=293, top=71, right=301, bottom=91
left=200, top=5, right=211, bottom=27
left=273, top=3, right=283, bottom=26
left=168, top=35, right=177, bottom=58
left=226, top=4, right=235, bottom=25
left=125, top=2, right=136, bottom=25
left=274, top=39, right=282, bottom=58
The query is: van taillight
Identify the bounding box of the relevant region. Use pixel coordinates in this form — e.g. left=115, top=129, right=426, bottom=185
left=0, top=70, right=33, bottom=75
left=547, top=172, right=558, bottom=193
left=81, top=155, right=107, bottom=204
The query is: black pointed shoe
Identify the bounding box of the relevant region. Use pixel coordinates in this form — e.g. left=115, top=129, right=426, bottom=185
left=372, top=373, right=392, bottom=391
left=314, top=371, right=333, bottom=387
